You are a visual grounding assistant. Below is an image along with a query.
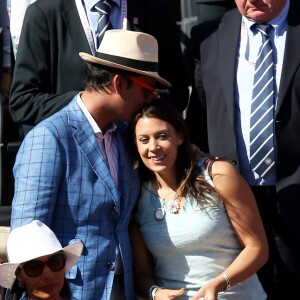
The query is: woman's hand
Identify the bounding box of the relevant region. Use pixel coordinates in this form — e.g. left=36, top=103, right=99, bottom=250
left=189, top=275, right=226, bottom=300
left=188, top=285, right=217, bottom=300
left=155, top=287, right=185, bottom=299
left=189, top=286, right=217, bottom=300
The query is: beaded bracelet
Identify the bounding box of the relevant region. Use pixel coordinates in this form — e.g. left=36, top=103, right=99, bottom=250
left=149, top=285, right=159, bottom=300
left=148, top=285, right=164, bottom=300
left=222, top=272, right=231, bottom=292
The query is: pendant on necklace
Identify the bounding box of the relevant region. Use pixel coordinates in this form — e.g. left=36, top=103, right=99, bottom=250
left=161, top=198, right=180, bottom=214
left=154, top=207, right=166, bottom=221
left=156, top=178, right=180, bottom=215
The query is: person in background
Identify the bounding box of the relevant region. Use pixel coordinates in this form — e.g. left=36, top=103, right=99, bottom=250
left=129, top=101, right=268, bottom=300
left=0, top=220, right=83, bottom=300
left=10, top=30, right=171, bottom=300
left=9, top=0, right=36, bottom=57
left=186, top=0, right=300, bottom=298
left=194, top=0, right=235, bottom=24
left=0, top=0, right=19, bottom=206
left=9, top=0, right=188, bottom=137
left=0, top=0, right=12, bottom=102
left=178, top=0, right=236, bottom=89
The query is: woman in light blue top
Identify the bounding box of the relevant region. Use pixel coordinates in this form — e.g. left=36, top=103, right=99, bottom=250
left=129, top=101, right=268, bottom=300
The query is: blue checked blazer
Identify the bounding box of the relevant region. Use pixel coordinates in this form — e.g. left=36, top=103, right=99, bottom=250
left=11, top=98, right=140, bottom=300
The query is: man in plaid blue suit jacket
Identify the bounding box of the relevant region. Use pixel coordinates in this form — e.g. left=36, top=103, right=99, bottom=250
left=10, top=30, right=171, bottom=300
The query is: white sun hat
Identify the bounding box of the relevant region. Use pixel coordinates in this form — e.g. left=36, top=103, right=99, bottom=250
left=79, top=29, right=171, bottom=87
left=0, top=220, right=83, bottom=289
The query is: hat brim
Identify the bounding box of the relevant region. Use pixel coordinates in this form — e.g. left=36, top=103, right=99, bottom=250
left=0, top=241, right=83, bottom=289
left=79, top=52, right=171, bottom=88
left=0, top=263, right=19, bottom=289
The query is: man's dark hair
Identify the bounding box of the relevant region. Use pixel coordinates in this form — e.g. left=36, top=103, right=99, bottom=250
left=83, top=62, right=114, bottom=92
left=84, top=61, right=141, bottom=92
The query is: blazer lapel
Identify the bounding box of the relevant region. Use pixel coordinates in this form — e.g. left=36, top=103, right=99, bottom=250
left=115, top=123, right=139, bottom=216
left=68, top=101, right=119, bottom=205
left=277, top=3, right=300, bottom=113
left=219, top=9, right=242, bottom=129
left=62, top=0, right=92, bottom=54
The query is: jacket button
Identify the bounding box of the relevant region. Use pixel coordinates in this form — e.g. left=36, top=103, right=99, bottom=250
left=107, top=262, right=115, bottom=270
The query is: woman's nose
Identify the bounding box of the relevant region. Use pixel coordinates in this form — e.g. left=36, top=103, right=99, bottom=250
left=148, top=139, right=158, bottom=151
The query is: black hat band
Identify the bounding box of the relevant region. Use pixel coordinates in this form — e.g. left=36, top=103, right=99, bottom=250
left=96, top=52, right=158, bottom=72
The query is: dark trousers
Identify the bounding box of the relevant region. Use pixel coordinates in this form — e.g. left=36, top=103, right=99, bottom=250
left=110, top=274, right=125, bottom=300
left=251, top=186, right=300, bottom=300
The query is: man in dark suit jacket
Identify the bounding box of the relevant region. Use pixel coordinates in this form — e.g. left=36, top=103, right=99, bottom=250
left=186, top=0, right=300, bottom=299
left=9, top=0, right=188, bottom=127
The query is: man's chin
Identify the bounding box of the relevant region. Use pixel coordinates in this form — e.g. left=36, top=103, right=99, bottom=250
left=245, top=11, right=270, bottom=23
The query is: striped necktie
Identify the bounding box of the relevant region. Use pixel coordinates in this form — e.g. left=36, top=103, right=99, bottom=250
left=94, top=0, right=114, bottom=48
left=249, top=24, right=275, bottom=178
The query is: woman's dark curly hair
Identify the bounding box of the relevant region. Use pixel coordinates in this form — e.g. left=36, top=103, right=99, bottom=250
left=130, top=100, right=220, bottom=206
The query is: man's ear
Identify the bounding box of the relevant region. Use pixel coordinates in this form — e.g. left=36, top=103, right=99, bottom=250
left=113, top=74, right=122, bottom=94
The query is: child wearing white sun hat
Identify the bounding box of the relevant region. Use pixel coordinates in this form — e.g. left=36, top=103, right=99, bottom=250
left=0, top=220, right=83, bottom=299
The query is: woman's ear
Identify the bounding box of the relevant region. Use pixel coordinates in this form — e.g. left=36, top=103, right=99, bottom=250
left=17, top=280, right=26, bottom=288
left=177, top=132, right=184, bottom=145
left=15, top=267, right=25, bottom=284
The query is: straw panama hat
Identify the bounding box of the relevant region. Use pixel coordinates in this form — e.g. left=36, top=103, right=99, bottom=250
left=79, top=29, right=171, bottom=87
left=0, top=220, right=83, bottom=289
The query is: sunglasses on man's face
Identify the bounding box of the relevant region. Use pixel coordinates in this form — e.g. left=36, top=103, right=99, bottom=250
left=127, top=75, right=155, bottom=93
left=19, top=253, right=66, bottom=277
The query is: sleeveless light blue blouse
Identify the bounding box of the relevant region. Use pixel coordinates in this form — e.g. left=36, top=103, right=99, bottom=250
left=135, top=159, right=267, bottom=299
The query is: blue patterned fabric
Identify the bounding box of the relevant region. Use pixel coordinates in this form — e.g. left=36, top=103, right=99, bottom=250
left=11, top=97, right=140, bottom=300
